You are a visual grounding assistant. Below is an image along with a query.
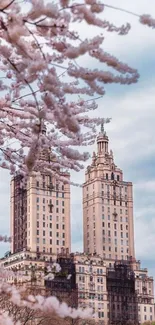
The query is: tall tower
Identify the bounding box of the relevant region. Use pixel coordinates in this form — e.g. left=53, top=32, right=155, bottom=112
left=10, top=126, right=71, bottom=255
left=83, top=124, right=135, bottom=261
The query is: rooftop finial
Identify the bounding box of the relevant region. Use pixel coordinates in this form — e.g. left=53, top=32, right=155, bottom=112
left=101, top=122, right=104, bottom=134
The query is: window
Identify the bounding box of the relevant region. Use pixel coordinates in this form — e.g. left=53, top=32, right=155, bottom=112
left=108, top=215, right=110, bottom=220
left=43, top=247, right=45, bottom=252
left=62, top=240, right=65, bottom=246
left=103, top=246, right=105, bottom=251
left=37, top=205, right=39, bottom=211
left=115, top=247, right=117, bottom=252
left=50, top=247, right=52, bottom=253
left=43, top=205, right=45, bottom=211
left=115, top=239, right=117, bottom=245
left=121, top=232, right=123, bottom=238
left=43, top=222, right=45, bottom=227
left=106, top=173, right=108, bottom=180
left=108, top=207, right=110, bottom=213
left=108, top=230, right=111, bottom=237
left=50, top=215, right=52, bottom=220
left=37, top=221, right=39, bottom=228
left=62, top=233, right=65, bottom=238
left=62, top=201, right=64, bottom=206
left=121, top=240, right=123, bottom=245
left=43, top=198, right=45, bottom=203
left=43, top=238, right=45, bottom=244
left=125, top=209, right=128, bottom=215
left=120, top=224, right=123, bottom=230
left=36, top=181, right=39, bottom=187
left=62, top=192, right=64, bottom=198
left=37, top=213, right=39, bottom=219
left=50, top=223, right=52, bottom=228
left=37, top=230, right=39, bottom=235
left=114, top=224, right=117, bottom=229
left=111, top=172, right=114, bottom=180
left=43, top=214, right=45, bottom=220
left=109, top=246, right=111, bottom=251
left=36, top=197, right=39, bottom=203
left=37, top=238, right=39, bottom=243
left=56, top=192, right=58, bottom=198
left=126, top=233, right=128, bottom=238
left=56, top=240, right=59, bottom=245
left=114, top=231, right=117, bottom=237
left=56, top=232, right=59, bottom=237
left=56, top=208, right=59, bottom=213
left=108, top=223, right=110, bottom=228
left=102, top=215, right=104, bottom=220
left=56, top=200, right=59, bottom=205
left=102, top=222, right=105, bottom=227
left=126, top=225, right=128, bottom=230
left=117, top=175, right=120, bottom=181
left=50, top=231, right=52, bottom=237
left=56, top=224, right=59, bottom=229
left=62, top=185, right=64, bottom=191
left=144, top=306, right=146, bottom=312
left=50, top=239, right=52, bottom=245
left=62, top=208, right=65, bottom=214
left=43, top=230, right=45, bottom=236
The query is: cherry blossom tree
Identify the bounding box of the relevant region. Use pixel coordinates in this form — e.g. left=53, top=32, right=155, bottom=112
left=0, top=0, right=154, bottom=180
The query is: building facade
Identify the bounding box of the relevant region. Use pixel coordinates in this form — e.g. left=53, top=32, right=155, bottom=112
left=0, top=251, right=154, bottom=324
left=10, top=171, right=71, bottom=255
left=83, top=124, right=135, bottom=260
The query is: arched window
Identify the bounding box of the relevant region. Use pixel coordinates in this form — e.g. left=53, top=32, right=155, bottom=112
left=111, top=172, right=114, bottom=180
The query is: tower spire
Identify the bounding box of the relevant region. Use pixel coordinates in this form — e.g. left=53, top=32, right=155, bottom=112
left=97, top=121, right=109, bottom=154
left=101, top=122, right=104, bottom=134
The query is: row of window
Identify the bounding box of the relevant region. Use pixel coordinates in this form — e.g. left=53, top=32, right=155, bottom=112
left=36, top=180, right=65, bottom=191
left=36, top=237, right=65, bottom=244
left=86, top=200, right=128, bottom=207
left=36, top=222, right=65, bottom=230
left=36, top=214, right=65, bottom=222
left=101, top=222, right=128, bottom=230
left=87, top=238, right=129, bottom=246
left=36, top=238, right=65, bottom=248
left=87, top=230, right=129, bottom=238
left=78, top=267, right=104, bottom=275
left=36, top=198, right=65, bottom=205
left=36, top=230, right=65, bottom=237
left=103, top=246, right=129, bottom=253
left=88, top=207, right=128, bottom=215
left=36, top=205, right=65, bottom=214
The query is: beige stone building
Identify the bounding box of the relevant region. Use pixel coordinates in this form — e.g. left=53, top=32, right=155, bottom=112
left=1, top=124, right=154, bottom=324
left=74, top=253, right=154, bottom=324
left=1, top=251, right=154, bottom=324
left=83, top=124, right=135, bottom=260
left=10, top=171, right=71, bottom=255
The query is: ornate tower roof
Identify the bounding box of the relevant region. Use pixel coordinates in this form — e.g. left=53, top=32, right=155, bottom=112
left=97, top=122, right=109, bottom=155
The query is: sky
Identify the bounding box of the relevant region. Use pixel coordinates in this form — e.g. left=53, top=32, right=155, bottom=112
left=1, top=0, right=155, bottom=278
